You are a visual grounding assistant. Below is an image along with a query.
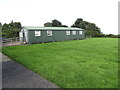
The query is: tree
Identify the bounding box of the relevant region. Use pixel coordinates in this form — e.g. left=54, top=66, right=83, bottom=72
left=44, top=19, right=68, bottom=27
left=72, top=18, right=102, bottom=37
left=2, top=23, right=9, bottom=37
left=0, top=22, right=2, bottom=27
left=2, top=21, right=22, bottom=38
left=0, top=22, right=2, bottom=30
left=74, top=18, right=83, bottom=27
left=44, top=22, right=52, bottom=27
left=52, top=19, right=62, bottom=27
left=0, top=22, right=2, bottom=38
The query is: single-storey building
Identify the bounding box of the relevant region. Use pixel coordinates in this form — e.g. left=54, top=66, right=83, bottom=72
left=19, top=26, right=85, bottom=44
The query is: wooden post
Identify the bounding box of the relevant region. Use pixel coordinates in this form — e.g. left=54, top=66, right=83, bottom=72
left=16, top=37, right=17, bottom=42
left=10, top=39, right=12, bottom=46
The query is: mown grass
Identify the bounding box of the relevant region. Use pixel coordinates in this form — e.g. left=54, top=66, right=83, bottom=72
left=2, top=38, right=118, bottom=88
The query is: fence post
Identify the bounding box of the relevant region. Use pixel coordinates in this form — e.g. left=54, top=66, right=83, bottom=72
left=16, top=37, right=17, bottom=42
left=2, top=37, right=20, bottom=46
left=10, top=39, right=12, bottom=46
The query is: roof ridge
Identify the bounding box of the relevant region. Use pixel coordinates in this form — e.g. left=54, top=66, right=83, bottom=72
left=23, top=26, right=84, bottom=30
left=24, top=26, right=76, bottom=28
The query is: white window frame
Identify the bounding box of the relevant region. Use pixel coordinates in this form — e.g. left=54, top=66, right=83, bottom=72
left=35, top=31, right=41, bottom=36
left=66, top=31, right=70, bottom=35
left=47, top=30, right=52, bottom=36
left=72, top=31, right=76, bottom=35
left=79, top=31, right=82, bottom=34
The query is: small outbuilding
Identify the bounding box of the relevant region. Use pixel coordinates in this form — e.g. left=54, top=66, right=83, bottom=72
left=19, top=26, right=85, bottom=44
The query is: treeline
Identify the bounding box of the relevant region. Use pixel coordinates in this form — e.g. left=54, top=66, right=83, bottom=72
left=101, top=34, right=120, bottom=38
left=1, top=18, right=118, bottom=38
left=44, top=18, right=102, bottom=37
left=44, top=19, right=119, bottom=38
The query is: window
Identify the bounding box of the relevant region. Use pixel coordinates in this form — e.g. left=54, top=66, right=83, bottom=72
left=47, top=30, right=52, bottom=36
left=72, top=31, right=76, bottom=35
left=35, top=31, right=41, bottom=36
left=19, top=32, right=23, bottom=37
left=79, top=31, right=82, bottom=34
left=66, top=31, right=70, bottom=35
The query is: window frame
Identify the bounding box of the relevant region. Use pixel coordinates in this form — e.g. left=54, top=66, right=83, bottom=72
left=47, top=30, right=52, bottom=36
left=79, top=31, right=82, bottom=35
left=35, top=31, right=41, bottom=36
left=72, top=31, right=76, bottom=35
left=66, top=31, right=70, bottom=35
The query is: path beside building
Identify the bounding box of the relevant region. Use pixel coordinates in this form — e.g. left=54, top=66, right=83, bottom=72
left=2, top=53, right=59, bottom=88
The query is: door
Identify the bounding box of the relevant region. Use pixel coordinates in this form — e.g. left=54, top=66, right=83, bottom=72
left=19, top=32, right=24, bottom=43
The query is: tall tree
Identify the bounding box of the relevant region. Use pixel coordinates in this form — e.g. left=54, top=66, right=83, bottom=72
left=72, top=18, right=102, bottom=37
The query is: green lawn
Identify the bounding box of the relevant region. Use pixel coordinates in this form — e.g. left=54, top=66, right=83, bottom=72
left=2, top=38, right=118, bottom=88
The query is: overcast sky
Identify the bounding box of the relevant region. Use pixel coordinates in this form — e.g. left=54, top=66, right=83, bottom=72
left=0, top=0, right=119, bottom=34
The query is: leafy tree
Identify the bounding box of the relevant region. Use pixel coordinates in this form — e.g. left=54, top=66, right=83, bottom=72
left=52, top=19, right=62, bottom=27
left=2, top=21, right=22, bottom=38
left=44, top=22, right=52, bottom=27
left=0, top=22, right=2, bottom=31
left=2, top=23, right=9, bottom=37
left=72, top=18, right=102, bottom=37
left=0, top=22, right=2, bottom=38
left=0, top=22, right=2, bottom=27
left=74, top=18, right=83, bottom=27
left=44, top=19, right=68, bottom=27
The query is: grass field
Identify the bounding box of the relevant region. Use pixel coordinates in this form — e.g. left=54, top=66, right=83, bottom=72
left=2, top=38, right=118, bottom=88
